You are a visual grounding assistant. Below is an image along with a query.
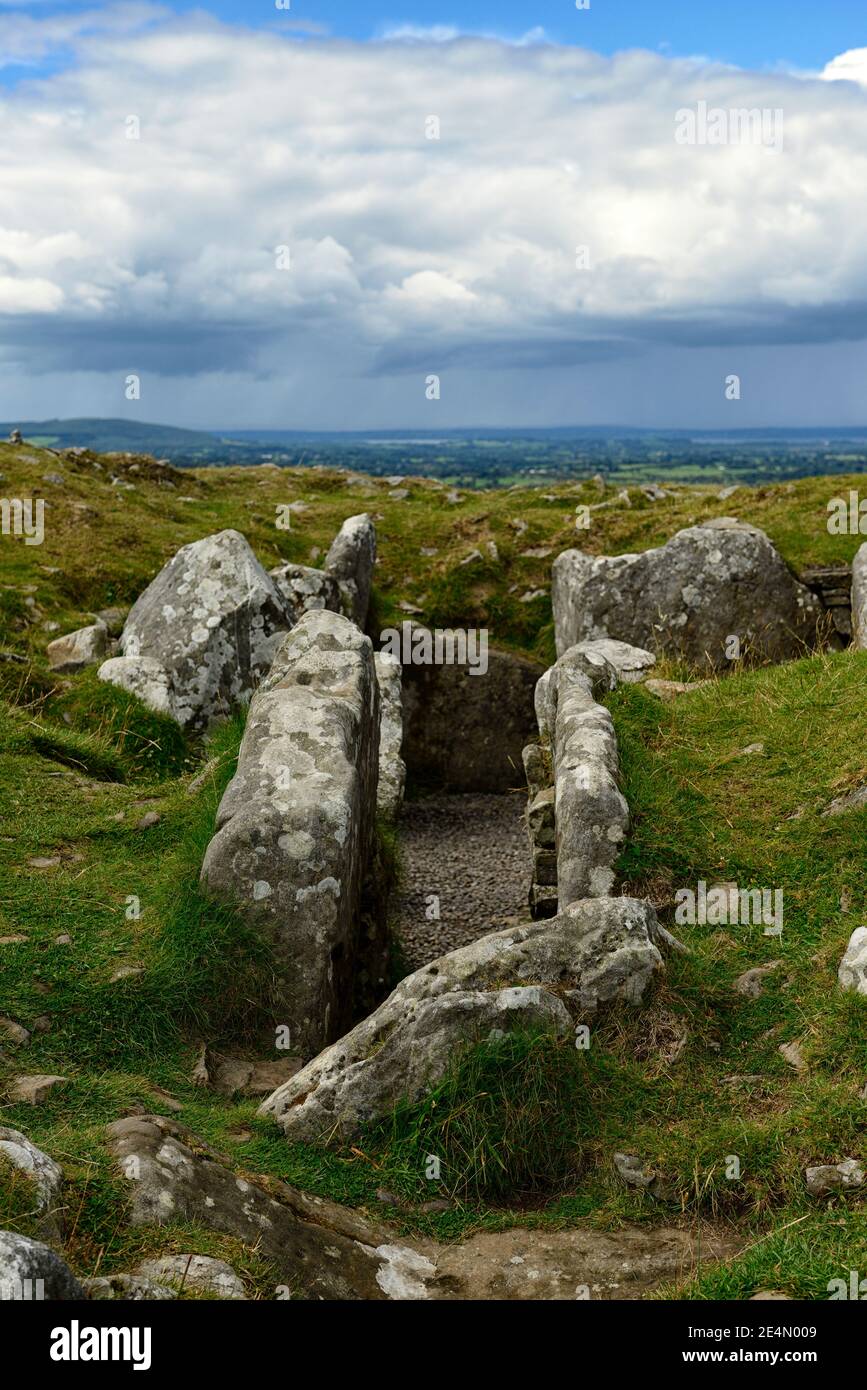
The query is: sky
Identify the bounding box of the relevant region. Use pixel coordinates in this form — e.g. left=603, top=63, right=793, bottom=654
left=1, top=1, right=867, bottom=429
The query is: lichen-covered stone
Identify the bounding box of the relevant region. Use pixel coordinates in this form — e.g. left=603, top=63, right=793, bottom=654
left=0, top=1126, right=65, bottom=1240
left=853, top=543, right=867, bottom=650
left=553, top=521, right=821, bottom=670
left=104, top=529, right=292, bottom=730
left=838, top=927, right=867, bottom=996
left=260, top=897, right=663, bottom=1142
left=200, top=610, right=380, bottom=1056
left=270, top=563, right=341, bottom=622
left=0, top=1231, right=84, bottom=1300
left=374, top=651, right=405, bottom=820
left=325, top=514, right=376, bottom=628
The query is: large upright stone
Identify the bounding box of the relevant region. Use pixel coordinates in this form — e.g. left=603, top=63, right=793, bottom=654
left=200, top=610, right=380, bottom=1056
left=325, top=514, right=376, bottom=628
left=374, top=651, right=406, bottom=820
left=553, top=521, right=821, bottom=670
left=100, top=530, right=292, bottom=730
left=853, top=543, right=867, bottom=650
left=270, top=563, right=341, bottom=623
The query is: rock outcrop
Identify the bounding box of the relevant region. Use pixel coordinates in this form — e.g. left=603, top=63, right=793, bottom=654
left=325, top=514, right=376, bottom=628
left=259, top=897, right=664, bottom=1143
left=853, top=543, right=867, bottom=650
left=99, top=530, right=292, bottom=730
left=553, top=520, right=821, bottom=670
left=108, top=1113, right=728, bottom=1299
left=200, top=610, right=380, bottom=1056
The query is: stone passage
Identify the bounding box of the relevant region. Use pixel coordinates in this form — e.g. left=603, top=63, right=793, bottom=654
left=393, top=793, right=530, bottom=970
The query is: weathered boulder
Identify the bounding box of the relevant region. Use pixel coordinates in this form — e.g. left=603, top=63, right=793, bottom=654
left=535, top=645, right=628, bottom=907
left=853, top=543, right=867, bottom=650
left=553, top=521, right=821, bottom=670
left=569, top=639, right=656, bottom=684
left=402, top=644, right=544, bottom=793
left=135, top=1254, right=246, bottom=1299
left=84, top=1273, right=177, bottom=1300
left=374, top=651, right=405, bottom=820
left=0, top=1231, right=84, bottom=1300
left=0, top=1126, right=65, bottom=1240
left=98, top=655, right=174, bottom=717
left=200, top=610, right=380, bottom=1056
left=325, top=514, right=376, bottom=628
left=106, top=1114, right=728, bottom=1299
left=270, top=563, right=340, bottom=622
left=101, top=530, right=292, bottom=730
left=805, top=1158, right=865, bottom=1196
left=46, top=621, right=108, bottom=673
left=260, top=897, right=664, bottom=1143
left=838, top=927, right=867, bottom=996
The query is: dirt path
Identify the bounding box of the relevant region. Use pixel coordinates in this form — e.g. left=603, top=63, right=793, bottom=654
left=393, top=792, right=533, bottom=971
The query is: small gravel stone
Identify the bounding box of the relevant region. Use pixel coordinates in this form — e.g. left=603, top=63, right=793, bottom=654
left=394, top=793, right=532, bottom=970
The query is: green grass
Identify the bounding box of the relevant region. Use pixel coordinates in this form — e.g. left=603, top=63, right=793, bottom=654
left=1, top=440, right=865, bottom=1297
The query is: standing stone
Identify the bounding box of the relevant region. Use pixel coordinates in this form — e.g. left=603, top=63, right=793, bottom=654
left=99, top=530, right=292, bottom=730
left=325, top=514, right=376, bottom=628
left=270, top=563, right=341, bottom=622
left=853, top=543, right=867, bottom=650
left=200, top=610, right=380, bottom=1056
left=553, top=521, right=821, bottom=669
left=374, top=651, right=406, bottom=820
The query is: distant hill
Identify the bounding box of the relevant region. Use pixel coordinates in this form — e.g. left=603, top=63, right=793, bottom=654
left=4, top=416, right=867, bottom=486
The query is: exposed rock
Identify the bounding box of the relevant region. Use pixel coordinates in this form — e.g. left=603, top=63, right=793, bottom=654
left=47, top=621, right=108, bottom=673
left=8, top=1074, right=67, bottom=1105
left=838, top=927, right=867, bottom=996
left=269, top=563, right=341, bottom=622
left=733, top=961, right=782, bottom=998
left=553, top=521, right=821, bottom=669
left=805, top=1158, right=865, bottom=1196
left=374, top=651, right=405, bottom=820
left=0, top=1018, right=30, bottom=1046
left=614, top=1153, right=655, bottom=1188
left=192, top=1047, right=302, bottom=1096
left=101, top=529, right=292, bottom=731
left=94, top=606, right=127, bottom=637
left=645, top=679, right=712, bottom=701
left=325, top=514, right=376, bottom=628
left=260, top=897, right=664, bottom=1143
left=750, top=1290, right=792, bottom=1301
left=200, top=610, right=380, bottom=1056
left=135, top=811, right=160, bottom=831
left=0, top=1126, right=65, bottom=1239
left=84, top=1273, right=177, bottom=1300
left=534, top=644, right=628, bottom=907
left=570, top=639, right=656, bottom=684
left=779, top=1040, right=807, bottom=1073
left=98, top=655, right=174, bottom=718
left=0, top=1231, right=84, bottom=1300
left=823, top=784, right=867, bottom=818
left=106, top=1114, right=731, bottom=1299
left=135, top=1254, right=246, bottom=1299
left=402, top=643, right=544, bottom=793
left=852, top=543, right=867, bottom=650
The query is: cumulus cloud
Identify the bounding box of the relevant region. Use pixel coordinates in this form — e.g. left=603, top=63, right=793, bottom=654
left=0, top=8, right=866, bottom=422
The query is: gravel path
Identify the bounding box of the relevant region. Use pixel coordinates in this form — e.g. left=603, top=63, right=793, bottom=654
left=394, top=792, right=533, bottom=971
